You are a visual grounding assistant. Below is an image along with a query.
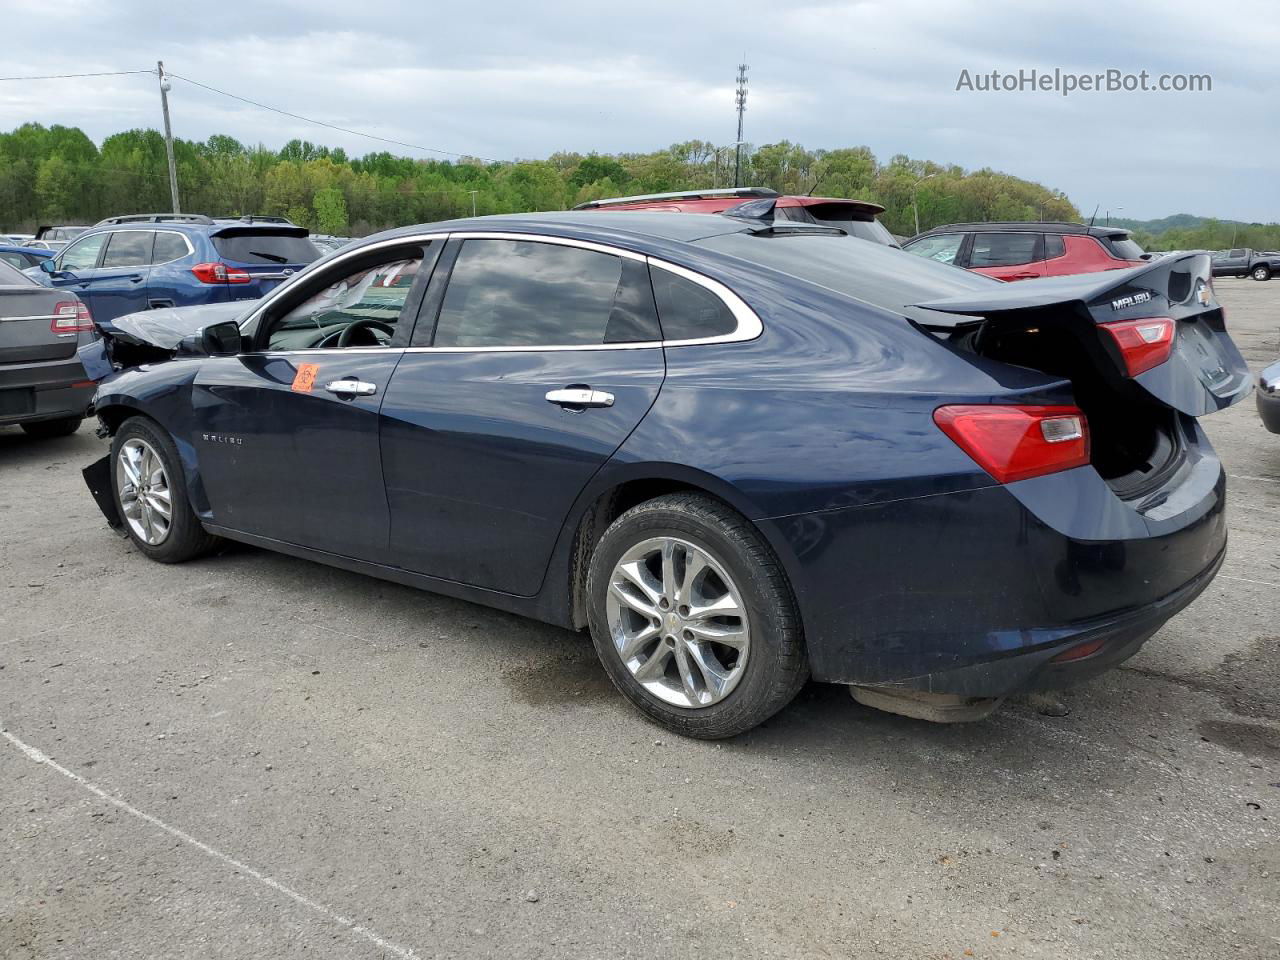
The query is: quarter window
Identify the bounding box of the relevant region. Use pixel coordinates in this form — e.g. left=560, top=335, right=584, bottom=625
left=100, top=231, right=154, bottom=268
left=969, top=232, right=1041, bottom=267
left=151, top=232, right=190, bottom=264
left=904, top=233, right=965, bottom=265
left=1044, top=234, right=1066, bottom=259
left=59, top=233, right=107, bottom=271
left=650, top=267, right=736, bottom=340
left=432, top=239, right=648, bottom=348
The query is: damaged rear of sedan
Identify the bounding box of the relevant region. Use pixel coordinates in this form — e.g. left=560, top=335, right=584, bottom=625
left=80, top=214, right=1248, bottom=737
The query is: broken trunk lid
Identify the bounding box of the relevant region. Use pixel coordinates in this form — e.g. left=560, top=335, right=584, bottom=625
left=911, top=252, right=1251, bottom=417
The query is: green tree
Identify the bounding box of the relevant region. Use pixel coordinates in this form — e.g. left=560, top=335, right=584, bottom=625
left=35, top=155, right=76, bottom=221
left=313, top=186, right=348, bottom=235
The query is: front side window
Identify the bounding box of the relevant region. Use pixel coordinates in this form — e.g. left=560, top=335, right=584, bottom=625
left=100, top=231, right=154, bottom=268
left=969, top=232, right=1041, bottom=267
left=904, top=233, right=965, bottom=265
left=265, top=255, right=423, bottom=350
left=432, top=239, right=645, bottom=348
left=59, top=233, right=107, bottom=271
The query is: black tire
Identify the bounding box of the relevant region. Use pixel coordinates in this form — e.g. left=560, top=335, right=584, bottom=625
left=20, top=416, right=81, bottom=439
left=585, top=493, right=808, bottom=739
left=110, top=416, right=219, bottom=563
left=1252, top=265, right=1271, bottom=282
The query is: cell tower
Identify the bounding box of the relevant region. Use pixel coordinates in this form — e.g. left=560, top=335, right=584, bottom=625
left=734, top=63, right=748, bottom=188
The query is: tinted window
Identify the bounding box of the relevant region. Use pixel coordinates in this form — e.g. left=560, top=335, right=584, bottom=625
left=1229, top=248, right=1246, bottom=257
left=212, top=232, right=321, bottom=265
left=1103, top=236, right=1146, bottom=260
left=0, top=258, right=32, bottom=284
left=433, top=239, right=628, bottom=347
left=1044, top=234, right=1065, bottom=258
left=267, top=256, right=422, bottom=350
left=0, top=251, right=32, bottom=270
left=152, top=232, right=190, bottom=264
left=101, top=231, right=154, bottom=268
left=969, top=232, right=1040, bottom=267
left=59, top=233, right=107, bottom=271
left=651, top=267, right=735, bottom=340
left=904, top=233, right=965, bottom=265
left=775, top=206, right=898, bottom=247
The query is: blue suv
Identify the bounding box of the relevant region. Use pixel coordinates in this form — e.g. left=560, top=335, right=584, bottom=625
left=25, top=214, right=322, bottom=326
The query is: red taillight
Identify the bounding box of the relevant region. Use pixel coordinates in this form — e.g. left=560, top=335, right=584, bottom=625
left=1050, top=636, right=1108, bottom=663
left=190, top=262, right=251, bottom=284
left=934, top=405, right=1091, bottom=485
left=51, top=300, right=93, bottom=333
left=1101, top=317, right=1175, bottom=376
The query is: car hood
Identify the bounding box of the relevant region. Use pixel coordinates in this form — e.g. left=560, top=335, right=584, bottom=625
left=101, top=301, right=249, bottom=349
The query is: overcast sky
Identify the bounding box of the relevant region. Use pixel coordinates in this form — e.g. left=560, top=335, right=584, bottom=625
left=4, top=0, right=1277, bottom=221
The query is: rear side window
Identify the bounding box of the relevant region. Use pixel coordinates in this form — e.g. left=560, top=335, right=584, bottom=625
left=100, top=231, right=154, bottom=268
left=432, top=239, right=657, bottom=347
left=59, top=233, right=107, bottom=271
left=650, top=267, right=736, bottom=340
left=0, top=251, right=32, bottom=270
left=1044, top=234, right=1066, bottom=258
left=212, top=232, right=321, bottom=265
left=969, top=232, right=1041, bottom=267
left=904, top=233, right=965, bottom=265
left=152, top=232, right=190, bottom=264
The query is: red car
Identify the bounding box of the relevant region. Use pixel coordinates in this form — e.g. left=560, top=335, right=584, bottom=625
left=902, top=222, right=1148, bottom=281
left=574, top=188, right=899, bottom=247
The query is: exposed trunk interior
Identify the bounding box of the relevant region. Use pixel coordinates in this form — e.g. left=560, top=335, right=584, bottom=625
left=947, top=315, right=1184, bottom=496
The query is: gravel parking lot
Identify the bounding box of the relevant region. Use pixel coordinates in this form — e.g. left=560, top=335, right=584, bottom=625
left=2, top=281, right=1277, bottom=960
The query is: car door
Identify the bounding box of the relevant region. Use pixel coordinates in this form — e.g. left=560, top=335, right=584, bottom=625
left=378, top=235, right=666, bottom=596
left=87, top=230, right=155, bottom=322
left=966, top=232, right=1045, bottom=281
left=190, top=240, right=439, bottom=561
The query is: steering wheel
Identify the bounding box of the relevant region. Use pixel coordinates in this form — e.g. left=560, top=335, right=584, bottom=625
left=336, top=318, right=395, bottom=348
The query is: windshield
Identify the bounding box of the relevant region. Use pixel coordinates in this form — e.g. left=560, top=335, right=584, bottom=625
left=212, top=232, right=322, bottom=265
left=695, top=231, right=997, bottom=325
left=816, top=218, right=899, bottom=247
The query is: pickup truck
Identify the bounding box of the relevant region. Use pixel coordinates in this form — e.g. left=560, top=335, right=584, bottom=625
left=1210, top=247, right=1280, bottom=281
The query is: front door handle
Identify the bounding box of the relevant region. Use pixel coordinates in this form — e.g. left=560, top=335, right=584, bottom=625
left=324, top=379, right=378, bottom=397
left=545, top=387, right=614, bottom=408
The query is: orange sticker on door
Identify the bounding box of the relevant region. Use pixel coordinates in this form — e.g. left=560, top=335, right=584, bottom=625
left=291, top=363, right=319, bottom=393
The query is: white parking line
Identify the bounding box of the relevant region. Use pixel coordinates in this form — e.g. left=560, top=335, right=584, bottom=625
left=1, top=728, right=420, bottom=960
left=1218, top=574, right=1280, bottom=588
left=1229, top=474, right=1280, bottom=483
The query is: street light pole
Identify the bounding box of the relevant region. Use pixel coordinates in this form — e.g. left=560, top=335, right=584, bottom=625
left=156, top=61, right=180, bottom=214
left=469, top=190, right=478, bottom=217
left=912, top=173, right=936, bottom=236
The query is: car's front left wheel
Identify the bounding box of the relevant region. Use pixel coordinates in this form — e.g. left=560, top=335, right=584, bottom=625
left=111, top=416, right=218, bottom=563
left=586, top=493, right=808, bottom=739
left=1253, top=265, right=1271, bottom=281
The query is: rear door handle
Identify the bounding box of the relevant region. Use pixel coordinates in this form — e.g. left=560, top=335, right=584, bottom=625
left=324, top=379, right=378, bottom=397
left=545, top=387, right=614, bottom=408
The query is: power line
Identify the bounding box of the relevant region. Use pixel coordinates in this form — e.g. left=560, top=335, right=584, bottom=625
left=165, top=71, right=505, bottom=164
left=0, top=69, right=154, bottom=82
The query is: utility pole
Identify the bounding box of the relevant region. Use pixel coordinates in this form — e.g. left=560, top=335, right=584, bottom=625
left=469, top=190, right=478, bottom=217
left=157, top=61, right=180, bottom=214
left=733, top=63, right=748, bottom=188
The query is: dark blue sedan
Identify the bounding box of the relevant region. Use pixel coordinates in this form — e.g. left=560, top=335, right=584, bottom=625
left=80, top=213, right=1250, bottom=737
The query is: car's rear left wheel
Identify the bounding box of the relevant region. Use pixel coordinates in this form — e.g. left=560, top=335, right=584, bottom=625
left=586, top=493, right=808, bottom=739
left=111, top=416, right=218, bottom=563
left=1252, top=265, right=1271, bottom=281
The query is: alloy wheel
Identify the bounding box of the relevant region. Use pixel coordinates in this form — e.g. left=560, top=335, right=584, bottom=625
left=605, top=536, right=750, bottom=708
left=117, top=438, right=173, bottom=545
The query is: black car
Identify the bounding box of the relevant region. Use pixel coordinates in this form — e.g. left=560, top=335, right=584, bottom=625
left=0, top=258, right=96, bottom=437
left=81, top=212, right=1248, bottom=737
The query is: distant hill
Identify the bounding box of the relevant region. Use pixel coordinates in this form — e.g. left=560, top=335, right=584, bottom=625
left=1111, top=213, right=1276, bottom=235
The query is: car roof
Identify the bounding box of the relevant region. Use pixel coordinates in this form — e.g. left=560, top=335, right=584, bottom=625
left=912, top=221, right=1132, bottom=240
left=369, top=211, right=758, bottom=247
left=0, top=244, right=52, bottom=255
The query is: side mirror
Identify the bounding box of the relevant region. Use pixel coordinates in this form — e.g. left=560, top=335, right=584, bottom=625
left=201, top=320, right=243, bottom=356
left=39, top=258, right=57, bottom=274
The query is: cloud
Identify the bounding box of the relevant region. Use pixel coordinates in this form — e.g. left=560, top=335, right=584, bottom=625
left=0, top=0, right=1273, bottom=220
